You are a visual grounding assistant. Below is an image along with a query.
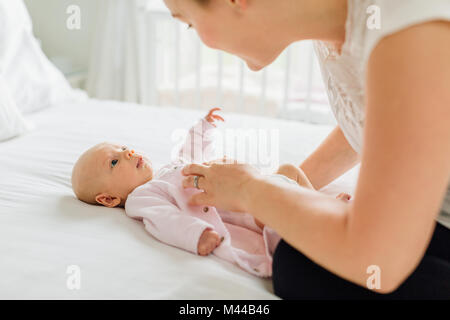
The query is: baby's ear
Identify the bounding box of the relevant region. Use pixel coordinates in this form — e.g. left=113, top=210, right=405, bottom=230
left=95, top=193, right=121, bottom=208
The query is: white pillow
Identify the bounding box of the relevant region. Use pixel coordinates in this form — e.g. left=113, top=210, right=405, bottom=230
left=0, top=0, right=86, bottom=114
left=0, top=76, right=33, bottom=141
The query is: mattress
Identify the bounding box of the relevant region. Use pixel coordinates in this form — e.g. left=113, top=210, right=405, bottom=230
left=0, top=99, right=360, bottom=299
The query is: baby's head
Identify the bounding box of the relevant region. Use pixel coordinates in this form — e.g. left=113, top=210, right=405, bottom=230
left=71, top=142, right=153, bottom=207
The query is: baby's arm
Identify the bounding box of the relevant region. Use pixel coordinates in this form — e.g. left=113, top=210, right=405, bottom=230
left=126, top=191, right=219, bottom=256
left=177, top=108, right=224, bottom=164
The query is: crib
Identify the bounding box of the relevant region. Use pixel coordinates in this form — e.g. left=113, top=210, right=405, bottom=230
left=135, top=2, right=336, bottom=125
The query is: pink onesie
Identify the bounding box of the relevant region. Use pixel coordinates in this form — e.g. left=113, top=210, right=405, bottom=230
left=125, top=118, right=285, bottom=277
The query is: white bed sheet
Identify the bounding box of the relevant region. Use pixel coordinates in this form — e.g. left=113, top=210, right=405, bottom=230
left=0, top=99, right=359, bottom=299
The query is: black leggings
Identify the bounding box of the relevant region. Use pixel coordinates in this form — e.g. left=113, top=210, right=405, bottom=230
left=272, top=222, right=450, bottom=299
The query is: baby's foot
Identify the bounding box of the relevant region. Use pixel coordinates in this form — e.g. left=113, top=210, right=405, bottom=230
left=198, top=229, right=222, bottom=256
left=336, top=192, right=352, bottom=201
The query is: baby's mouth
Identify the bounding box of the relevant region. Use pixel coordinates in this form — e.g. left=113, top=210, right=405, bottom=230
left=136, top=156, right=143, bottom=168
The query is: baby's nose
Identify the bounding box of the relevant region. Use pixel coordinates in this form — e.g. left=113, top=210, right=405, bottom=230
left=127, top=149, right=135, bottom=159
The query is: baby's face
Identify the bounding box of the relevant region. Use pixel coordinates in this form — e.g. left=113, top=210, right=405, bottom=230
left=72, top=142, right=153, bottom=207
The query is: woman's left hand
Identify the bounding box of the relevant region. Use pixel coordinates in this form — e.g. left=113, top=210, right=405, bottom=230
left=182, top=159, right=262, bottom=213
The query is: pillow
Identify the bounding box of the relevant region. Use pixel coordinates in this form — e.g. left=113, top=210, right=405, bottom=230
left=0, top=76, right=33, bottom=141
left=0, top=0, right=86, bottom=114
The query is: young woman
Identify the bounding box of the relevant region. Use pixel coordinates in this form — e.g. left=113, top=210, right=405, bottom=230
left=164, top=0, right=450, bottom=299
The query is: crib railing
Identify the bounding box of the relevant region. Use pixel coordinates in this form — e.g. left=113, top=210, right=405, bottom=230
left=138, top=2, right=335, bottom=125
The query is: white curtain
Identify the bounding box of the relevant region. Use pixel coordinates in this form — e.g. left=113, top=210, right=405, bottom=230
left=84, top=0, right=333, bottom=124
left=86, top=0, right=155, bottom=104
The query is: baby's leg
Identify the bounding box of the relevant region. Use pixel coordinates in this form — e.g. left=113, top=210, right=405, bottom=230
left=276, top=164, right=315, bottom=190
left=254, top=164, right=315, bottom=230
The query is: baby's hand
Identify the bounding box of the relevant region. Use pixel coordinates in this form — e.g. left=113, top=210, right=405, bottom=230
left=336, top=192, right=352, bottom=201
left=205, top=107, right=224, bottom=127
left=198, top=229, right=222, bottom=256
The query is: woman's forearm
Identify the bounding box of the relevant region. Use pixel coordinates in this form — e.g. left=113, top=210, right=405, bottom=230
left=244, top=177, right=372, bottom=289
left=300, top=125, right=360, bottom=190
left=182, top=159, right=393, bottom=291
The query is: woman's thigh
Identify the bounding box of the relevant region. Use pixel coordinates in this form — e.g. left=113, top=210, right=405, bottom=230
left=425, top=222, right=450, bottom=261
left=272, top=223, right=450, bottom=300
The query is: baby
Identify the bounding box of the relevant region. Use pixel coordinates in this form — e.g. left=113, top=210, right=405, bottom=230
left=72, top=108, right=351, bottom=277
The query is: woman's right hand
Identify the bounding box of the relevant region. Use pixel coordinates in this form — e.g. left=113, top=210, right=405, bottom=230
left=182, top=160, right=262, bottom=213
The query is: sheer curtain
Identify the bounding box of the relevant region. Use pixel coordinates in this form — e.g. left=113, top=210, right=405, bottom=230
left=86, top=0, right=155, bottom=103
left=85, top=0, right=333, bottom=124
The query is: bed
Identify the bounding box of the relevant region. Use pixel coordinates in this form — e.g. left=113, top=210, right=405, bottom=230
left=0, top=98, right=359, bottom=299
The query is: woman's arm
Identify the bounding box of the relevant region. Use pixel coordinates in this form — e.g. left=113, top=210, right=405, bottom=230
left=183, top=20, right=450, bottom=293
left=300, top=125, right=361, bottom=190
left=245, top=20, right=450, bottom=292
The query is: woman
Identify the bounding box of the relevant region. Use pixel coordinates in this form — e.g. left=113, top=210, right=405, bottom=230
left=163, top=0, right=450, bottom=299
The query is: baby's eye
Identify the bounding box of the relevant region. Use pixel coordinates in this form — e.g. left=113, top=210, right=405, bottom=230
left=121, top=146, right=127, bottom=151
left=187, top=24, right=193, bottom=30
left=111, top=159, right=118, bottom=168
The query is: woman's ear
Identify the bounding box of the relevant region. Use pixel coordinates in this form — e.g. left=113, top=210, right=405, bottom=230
left=95, top=193, right=122, bottom=208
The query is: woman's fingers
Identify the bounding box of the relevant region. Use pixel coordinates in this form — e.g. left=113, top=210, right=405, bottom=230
left=202, top=157, right=237, bottom=166
left=189, top=192, right=212, bottom=206
left=182, top=176, right=195, bottom=189
left=182, top=163, right=209, bottom=176
left=202, top=160, right=219, bottom=166
left=183, top=175, right=207, bottom=190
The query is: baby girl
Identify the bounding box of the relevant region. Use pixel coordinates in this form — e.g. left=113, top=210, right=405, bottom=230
left=71, top=108, right=351, bottom=277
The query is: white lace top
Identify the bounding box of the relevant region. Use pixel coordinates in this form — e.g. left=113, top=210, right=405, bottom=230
left=313, top=0, right=450, bottom=228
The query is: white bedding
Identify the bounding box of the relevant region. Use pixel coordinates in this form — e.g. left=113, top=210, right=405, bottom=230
left=0, top=99, right=359, bottom=299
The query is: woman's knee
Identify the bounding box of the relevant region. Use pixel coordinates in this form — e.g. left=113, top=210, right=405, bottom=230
left=272, top=240, right=320, bottom=299
left=272, top=240, right=380, bottom=299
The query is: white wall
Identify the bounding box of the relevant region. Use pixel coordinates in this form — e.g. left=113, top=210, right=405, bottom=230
left=24, top=0, right=99, bottom=74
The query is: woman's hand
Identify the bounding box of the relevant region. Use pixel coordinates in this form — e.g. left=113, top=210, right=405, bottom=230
left=182, top=159, right=262, bottom=213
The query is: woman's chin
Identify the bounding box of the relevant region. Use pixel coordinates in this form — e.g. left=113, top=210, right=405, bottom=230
left=246, top=56, right=277, bottom=72
left=246, top=61, right=264, bottom=72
